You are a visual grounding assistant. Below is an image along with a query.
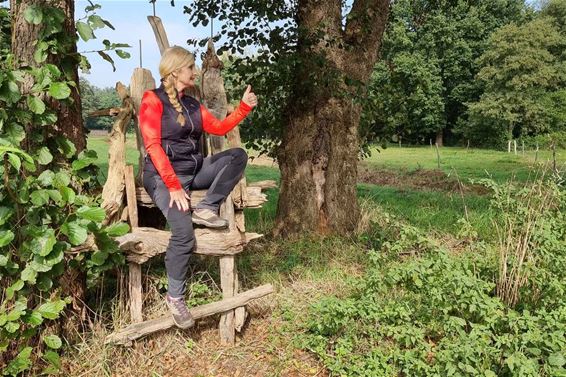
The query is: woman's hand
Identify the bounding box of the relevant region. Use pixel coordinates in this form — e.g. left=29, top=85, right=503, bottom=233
left=241, top=85, right=258, bottom=108
left=169, top=189, right=191, bottom=212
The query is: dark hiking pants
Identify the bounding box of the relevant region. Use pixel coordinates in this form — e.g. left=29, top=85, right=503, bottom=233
left=142, top=148, right=247, bottom=298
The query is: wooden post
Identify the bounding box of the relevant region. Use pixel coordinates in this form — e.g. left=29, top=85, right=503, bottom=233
left=129, top=262, right=143, bottom=323
left=435, top=143, right=441, bottom=169
left=124, top=165, right=138, bottom=228
left=130, top=68, right=156, bottom=184
left=101, top=83, right=134, bottom=225
left=219, top=256, right=236, bottom=345
left=147, top=16, right=170, bottom=55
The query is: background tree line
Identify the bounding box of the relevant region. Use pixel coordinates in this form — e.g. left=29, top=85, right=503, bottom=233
left=79, top=78, right=121, bottom=131
left=359, top=0, right=566, bottom=149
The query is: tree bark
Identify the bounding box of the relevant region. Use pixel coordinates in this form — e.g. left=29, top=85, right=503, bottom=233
left=10, top=0, right=86, bottom=152
left=274, top=0, right=390, bottom=237
left=435, top=129, right=444, bottom=147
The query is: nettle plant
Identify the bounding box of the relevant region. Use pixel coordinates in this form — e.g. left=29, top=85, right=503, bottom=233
left=0, top=3, right=129, bottom=375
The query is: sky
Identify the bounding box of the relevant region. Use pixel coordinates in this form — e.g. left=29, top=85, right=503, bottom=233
left=76, top=0, right=212, bottom=88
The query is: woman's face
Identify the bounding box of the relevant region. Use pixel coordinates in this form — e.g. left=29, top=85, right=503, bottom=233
left=175, top=63, right=197, bottom=90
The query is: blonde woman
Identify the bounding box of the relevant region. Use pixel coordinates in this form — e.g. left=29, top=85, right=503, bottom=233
left=139, top=46, right=257, bottom=328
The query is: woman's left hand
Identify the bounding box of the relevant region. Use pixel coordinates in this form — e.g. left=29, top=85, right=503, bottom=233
left=242, top=85, right=258, bottom=108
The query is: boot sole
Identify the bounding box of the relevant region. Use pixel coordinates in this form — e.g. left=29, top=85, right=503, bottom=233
left=192, top=218, right=229, bottom=229
left=172, top=317, right=195, bottom=329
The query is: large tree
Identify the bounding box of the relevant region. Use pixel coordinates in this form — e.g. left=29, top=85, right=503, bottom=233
left=10, top=0, right=86, bottom=152
left=185, top=0, right=390, bottom=237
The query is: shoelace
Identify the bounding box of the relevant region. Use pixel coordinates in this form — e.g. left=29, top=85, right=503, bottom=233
left=168, top=297, right=190, bottom=317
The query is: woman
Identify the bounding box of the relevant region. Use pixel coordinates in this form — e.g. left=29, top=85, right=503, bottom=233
left=139, top=46, right=257, bottom=329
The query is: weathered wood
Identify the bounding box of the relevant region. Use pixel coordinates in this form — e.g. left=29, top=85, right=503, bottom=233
left=248, top=180, right=278, bottom=190
left=235, top=212, right=246, bottom=233
left=130, top=68, right=156, bottom=183
left=124, top=165, right=138, bottom=228
left=136, top=186, right=269, bottom=209
left=101, top=82, right=134, bottom=225
left=129, top=262, right=143, bottom=323
left=105, top=284, right=274, bottom=346
left=234, top=271, right=247, bottom=332
left=116, top=227, right=266, bottom=263
left=87, top=107, right=121, bottom=117
left=147, top=16, right=170, bottom=55
left=202, top=39, right=228, bottom=155
left=219, top=256, right=236, bottom=345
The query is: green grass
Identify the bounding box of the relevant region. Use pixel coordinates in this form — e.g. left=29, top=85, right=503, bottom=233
left=364, top=145, right=565, bottom=183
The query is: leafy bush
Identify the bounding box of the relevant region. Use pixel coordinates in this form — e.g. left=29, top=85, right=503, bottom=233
left=302, top=178, right=566, bottom=376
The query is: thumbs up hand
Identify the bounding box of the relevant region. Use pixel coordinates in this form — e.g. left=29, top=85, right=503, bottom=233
left=241, top=85, right=258, bottom=108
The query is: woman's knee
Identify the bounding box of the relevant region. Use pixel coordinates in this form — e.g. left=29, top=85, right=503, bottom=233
left=231, top=147, right=248, bottom=166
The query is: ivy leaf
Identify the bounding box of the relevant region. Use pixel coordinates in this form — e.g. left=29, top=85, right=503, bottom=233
left=77, top=206, right=106, bottom=222
left=71, top=150, right=98, bottom=170
left=27, top=95, right=46, bottom=114
left=37, top=170, right=55, bottom=186
left=5, top=280, right=24, bottom=300
left=105, top=222, right=130, bottom=237
left=37, top=299, right=67, bottom=320
left=32, top=230, right=57, bottom=256
left=91, top=250, right=108, bottom=266
left=0, top=207, right=14, bottom=226
left=37, top=147, right=53, bottom=165
left=37, top=275, right=53, bottom=292
left=21, top=265, right=37, bottom=283
left=60, top=187, right=76, bottom=204
left=7, top=153, right=21, bottom=171
left=43, top=335, right=62, bottom=350
left=55, top=136, right=77, bottom=158
left=76, top=21, right=94, bottom=41
left=0, top=230, right=15, bottom=247
left=23, top=311, right=43, bottom=327
left=49, top=82, right=71, bottom=100
left=61, top=221, right=88, bottom=245
left=30, top=190, right=50, bottom=206
left=23, top=5, right=43, bottom=24
left=53, top=171, right=71, bottom=188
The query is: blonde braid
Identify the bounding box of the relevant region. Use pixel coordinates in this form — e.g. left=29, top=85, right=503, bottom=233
left=162, top=74, right=186, bottom=125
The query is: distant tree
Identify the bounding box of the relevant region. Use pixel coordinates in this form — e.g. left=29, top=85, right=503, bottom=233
left=466, top=16, right=566, bottom=149
left=363, top=0, right=529, bottom=146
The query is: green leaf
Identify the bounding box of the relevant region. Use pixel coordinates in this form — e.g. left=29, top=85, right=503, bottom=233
left=105, top=222, right=130, bottom=237
left=44, top=335, right=62, bottom=350
left=55, top=136, right=77, bottom=158
left=37, top=147, right=53, bottom=165
left=37, top=299, right=67, bottom=320
left=77, top=206, right=106, bottom=222
left=91, top=250, right=108, bottom=266
left=60, top=187, right=76, bottom=204
left=115, top=49, right=131, bottom=59
left=0, top=230, right=15, bottom=247
left=549, top=353, right=566, bottom=367
left=5, top=280, right=24, bottom=300
left=30, top=189, right=50, bottom=206
left=21, top=265, right=37, bottom=283
left=31, top=230, right=57, bottom=256
left=88, top=14, right=106, bottom=29
left=0, top=254, right=8, bottom=266
left=71, top=151, right=97, bottom=170
left=0, top=207, right=14, bottom=226
left=4, top=321, right=20, bottom=333
left=49, top=82, right=71, bottom=100
left=4, top=346, right=32, bottom=375
left=33, top=45, right=48, bottom=64
left=23, top=5, right=43, bottom=24
left=43, top=350, right=61, bottom=369
left=47, top=189, right=62, bottom=204
left=53, top=171, right=71, bottom=188
left=76, top=21, right=94, bottom=41
left=23, top=311, right=43, bottom=327
left=61, top=221, right=88, bottom=246
left=37, top=170, right=55, bottom=186
left=7, top=153, right=21, bottom=171
left=5, top=124, right=25, bottom=143
left=37, top=275, right=53, bottom=291
left=27, top=95, right=46, bottom=114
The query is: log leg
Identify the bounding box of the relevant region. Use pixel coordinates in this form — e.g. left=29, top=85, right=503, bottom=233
left=129, top=262, right=143, bottom=323
left=219, top=256, right=236, bottom=345
left=234, top=270, right=247, bottom=332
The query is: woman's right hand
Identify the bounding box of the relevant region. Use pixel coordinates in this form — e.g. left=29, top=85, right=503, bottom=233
left=169, top=189, right=191, bottom=212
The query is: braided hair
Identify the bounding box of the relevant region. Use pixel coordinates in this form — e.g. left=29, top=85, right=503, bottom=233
left=159, top=46, right=196, bottom=126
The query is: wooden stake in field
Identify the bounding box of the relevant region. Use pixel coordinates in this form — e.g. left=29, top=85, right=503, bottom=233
left=435, top=143, right=441, bottom=169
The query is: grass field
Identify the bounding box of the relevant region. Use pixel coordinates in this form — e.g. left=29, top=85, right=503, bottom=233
left=71, top=135, right=564, bottom=376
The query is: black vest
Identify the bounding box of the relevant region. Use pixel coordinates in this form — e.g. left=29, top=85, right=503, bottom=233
left=144, top=86, right=204, bottom=176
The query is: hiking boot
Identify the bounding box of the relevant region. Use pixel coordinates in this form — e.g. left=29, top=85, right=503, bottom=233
left=165, top=294, right=195, bottom=329
left=192, top=209, right=229, bottom=229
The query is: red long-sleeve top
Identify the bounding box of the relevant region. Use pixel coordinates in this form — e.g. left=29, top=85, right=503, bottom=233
left=139, top=90, right=252, bottom=191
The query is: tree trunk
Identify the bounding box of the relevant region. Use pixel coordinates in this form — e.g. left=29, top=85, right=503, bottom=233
left=274, top=0, right=390, bottom=237
left=10, top=0, right=86, bottom=152
left=435, top=129, right=443, bottom=147
left=10, top=0, right=88, bottom=341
